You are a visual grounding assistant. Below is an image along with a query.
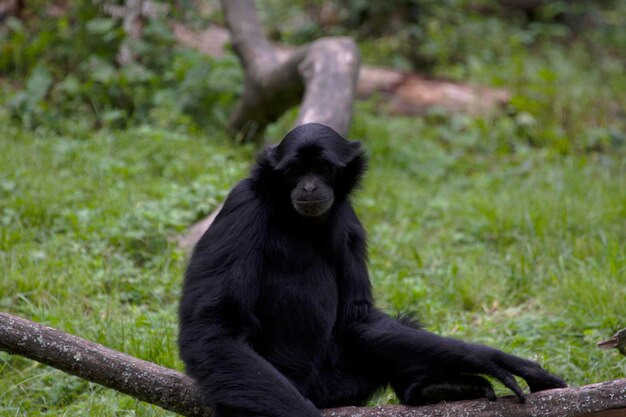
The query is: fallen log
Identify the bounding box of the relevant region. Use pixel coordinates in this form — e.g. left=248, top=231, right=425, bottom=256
left=172, top=22, right=510, bottom=121
left=216, top=0, right=359, bottom=141
left=2, top=312, right=625, bottom=417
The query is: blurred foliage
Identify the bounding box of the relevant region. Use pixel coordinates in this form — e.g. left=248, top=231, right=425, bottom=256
left=1, top=0, right=624, bottom=154
left=267, top=0, right=625, bottom=71
left=0, top=0, right=242, bottom=131
left=260, top=0, right=625, bottom=154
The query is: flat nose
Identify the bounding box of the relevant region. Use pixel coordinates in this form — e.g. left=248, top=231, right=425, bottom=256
left=304, top=182, right=316, bottom=193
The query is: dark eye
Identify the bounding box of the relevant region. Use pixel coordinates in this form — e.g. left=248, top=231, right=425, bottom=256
left=284, top=166, right=304, bottom=178
left=320, top=162, right=334, bottom=175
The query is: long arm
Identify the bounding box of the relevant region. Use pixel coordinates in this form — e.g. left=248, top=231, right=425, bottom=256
left=179, top=186, right=322, bottom=417
left=345, top=307, right=557, bottom=401
left=336, top=208, right=566, bottom=403
left=179, top=311, right=320, bottom=417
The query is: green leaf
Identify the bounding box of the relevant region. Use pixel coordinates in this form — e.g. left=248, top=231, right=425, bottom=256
left=102, top=109, right=127, bottom=123
left=85, top=18, right=116, bottom=35
left=91, top=60, right=117, bottom=84
left=25, top=64, right=53, bottom=103
left=57, top=75, right=81, bottom=95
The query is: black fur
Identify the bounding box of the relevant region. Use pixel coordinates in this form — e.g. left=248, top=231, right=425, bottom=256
left=179, top=123, right=566, bottom=417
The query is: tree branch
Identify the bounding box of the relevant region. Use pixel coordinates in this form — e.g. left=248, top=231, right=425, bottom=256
left=2, top=312, right=625, bottom=417
left=0, top=312, right=211, bottom=417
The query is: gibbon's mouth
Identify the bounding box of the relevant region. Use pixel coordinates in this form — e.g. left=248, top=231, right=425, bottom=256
left=296, top=199, right=329, bottom=204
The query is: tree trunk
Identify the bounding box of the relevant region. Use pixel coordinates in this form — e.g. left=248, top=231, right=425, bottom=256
left=218, top=0, right=359, bottom=141
left=2, top=312, right=626, bottom=417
